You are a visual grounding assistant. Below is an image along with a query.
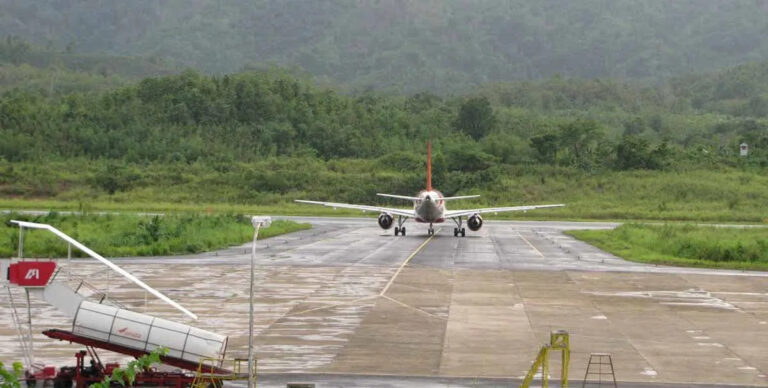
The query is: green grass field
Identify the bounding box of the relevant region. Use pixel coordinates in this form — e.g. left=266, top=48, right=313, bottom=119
left=2, top=212, right=311, bottom=258
left=567, top=224, right=768, bottom=270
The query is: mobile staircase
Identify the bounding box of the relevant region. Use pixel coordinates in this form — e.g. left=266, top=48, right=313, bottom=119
left=2, top=220, right=250, bottom=388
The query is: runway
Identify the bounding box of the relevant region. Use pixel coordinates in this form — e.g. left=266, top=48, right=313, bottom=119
left=2, top=217, right=768, bottom=387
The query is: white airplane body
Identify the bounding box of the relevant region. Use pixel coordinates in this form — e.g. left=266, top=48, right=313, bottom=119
left=296, top=142, right=564, bottom=237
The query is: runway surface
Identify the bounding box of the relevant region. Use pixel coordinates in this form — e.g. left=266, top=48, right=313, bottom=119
left=2, top=217, right=768, bottom=387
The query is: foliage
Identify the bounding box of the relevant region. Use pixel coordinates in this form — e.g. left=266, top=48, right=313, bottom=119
left=454, top=96, right=496, bottom=140
left=568, top=224, right=768, bottom=270
left=90, top=347, right=167, bottom=388
left=1, top=46, right=768, bottom=224
left=1, top=213, right=311, bottom=258
left=0, top=361, right=23, bottom=388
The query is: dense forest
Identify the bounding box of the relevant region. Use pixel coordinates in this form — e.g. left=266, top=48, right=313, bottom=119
left=2, top=0, right=768, bottom=92
left=2, top=38, right=768, bottom=222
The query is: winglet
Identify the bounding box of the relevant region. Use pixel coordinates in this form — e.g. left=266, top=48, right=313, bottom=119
left=426, top=140, right=432, bottom=191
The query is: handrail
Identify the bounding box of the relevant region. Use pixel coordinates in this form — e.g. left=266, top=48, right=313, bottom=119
left=10, top=220, right=197, bottom=320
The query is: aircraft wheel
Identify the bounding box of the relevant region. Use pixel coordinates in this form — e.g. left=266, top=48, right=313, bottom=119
left=401, top=227, right=406, bottom=236
left=461, top=228, right=466, bottom=237
left=454, top=228, right=458, bottom=237
left=394, top=227, right=400, bottom=236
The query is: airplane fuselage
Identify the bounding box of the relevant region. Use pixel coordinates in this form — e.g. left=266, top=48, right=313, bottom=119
left=414, top=190, right=446, bottom=223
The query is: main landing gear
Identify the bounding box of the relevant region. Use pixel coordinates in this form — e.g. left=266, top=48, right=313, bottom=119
left=394, top=215, right=407, bottom=236
left=452, top=216, right=466, bottom=237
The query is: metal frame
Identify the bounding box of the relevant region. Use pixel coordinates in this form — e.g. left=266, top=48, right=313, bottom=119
left=520, top=330, right=571, bottom=388
left=43, top=329, right=231, bottom=375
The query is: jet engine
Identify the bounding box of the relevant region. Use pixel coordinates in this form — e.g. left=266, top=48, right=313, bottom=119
left=467, top=214, right=483, bottom=231
left=378, top=213, right=394, bottom=229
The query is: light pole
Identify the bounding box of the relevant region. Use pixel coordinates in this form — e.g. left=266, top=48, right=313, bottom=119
left=249, top=216, right=271, bottom=388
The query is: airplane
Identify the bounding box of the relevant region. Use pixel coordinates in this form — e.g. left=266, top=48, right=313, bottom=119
left=296, top=142, right=564, bottom=237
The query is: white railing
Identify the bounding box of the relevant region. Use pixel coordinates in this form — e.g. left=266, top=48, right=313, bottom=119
left=10, top=220, right=197, bottom=320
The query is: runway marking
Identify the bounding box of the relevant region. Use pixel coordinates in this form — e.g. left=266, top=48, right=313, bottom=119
left=380, top=229, right=440, bottom=296
left=517, top=231, right=544, bottom=257
left=284, top=231, right=440, bottom=317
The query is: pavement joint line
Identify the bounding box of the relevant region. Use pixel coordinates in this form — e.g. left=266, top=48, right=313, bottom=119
left=379, top=228, right=440, bottom=296
left=517, top=231, right=544, bottom=257
left=381, top=295, right=448, bottom=321
left=284, top=295, right=379, bottom=317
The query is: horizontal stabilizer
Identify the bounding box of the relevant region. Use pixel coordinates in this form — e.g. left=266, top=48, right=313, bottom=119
left=376, top=193, right=421, bottom=201
left=441, top=195, right=481, bottom=201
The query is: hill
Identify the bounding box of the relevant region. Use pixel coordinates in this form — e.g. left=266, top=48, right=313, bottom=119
left=0, top=35, right=178, bottom=95
left=2, top=1, right=768, bottom=92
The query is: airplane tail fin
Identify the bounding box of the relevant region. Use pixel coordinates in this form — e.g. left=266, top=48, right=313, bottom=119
left=427, top=140, right=432, bottom=191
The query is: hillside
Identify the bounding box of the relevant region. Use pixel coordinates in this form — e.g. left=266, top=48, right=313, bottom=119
left=1, top=61, right=768, bottom=222
left=0, top=35, right=178, bottom=94
left=2, top=1, right=768, bottom=93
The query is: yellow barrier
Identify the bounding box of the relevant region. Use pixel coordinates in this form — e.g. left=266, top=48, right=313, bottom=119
left=520, top=330, right=570, bottom=388
left=191, top=358, right=253, bottom=388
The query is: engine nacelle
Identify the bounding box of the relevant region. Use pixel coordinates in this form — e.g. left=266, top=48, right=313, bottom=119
left=467, top=214, right=483, bottom=231
left=378, top=213, right=394, bottom=230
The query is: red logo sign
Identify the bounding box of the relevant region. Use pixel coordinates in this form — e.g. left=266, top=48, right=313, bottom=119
left=8, top=262, right=56, bottom=287
left=117, top=327, right=143, bottom=339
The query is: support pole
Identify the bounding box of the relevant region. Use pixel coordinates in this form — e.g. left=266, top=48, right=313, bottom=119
left=248, top=223, right=260, bottom=388
left=25, top=288, right=34, bottom=368
left=18, top=226, right=24, bottom=258
left=248, top=215, right=270, bottom=388
left=67, top=242, right=72, bottom=281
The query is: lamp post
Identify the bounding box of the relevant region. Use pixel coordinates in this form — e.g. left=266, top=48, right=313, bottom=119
left=248, top=216, right=270, bottom=388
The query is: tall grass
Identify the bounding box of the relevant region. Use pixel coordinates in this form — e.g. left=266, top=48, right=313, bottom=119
left=3, top=159, right=768, bottom=223
left=1, top=213, right=310, bottom=258
left=568, top=224, right=768, bottom=270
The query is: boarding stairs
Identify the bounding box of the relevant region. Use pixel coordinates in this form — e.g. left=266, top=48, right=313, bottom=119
left=3, top=220, right=228, bottom=377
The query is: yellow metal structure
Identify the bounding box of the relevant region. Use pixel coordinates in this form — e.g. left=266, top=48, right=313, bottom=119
left=191, top=358, right=253, bottom=388
left=520, top=330, right=570, bottom=388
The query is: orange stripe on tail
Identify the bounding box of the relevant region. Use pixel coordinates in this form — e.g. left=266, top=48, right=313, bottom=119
left=426, top=140, right=432, bottom=191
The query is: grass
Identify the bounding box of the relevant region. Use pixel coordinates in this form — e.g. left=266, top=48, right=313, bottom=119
left=567, top=224, right=768, bottom=271
left=1, top=212, right=311, bottom=258
left=4, top=159, right=768, bottom=223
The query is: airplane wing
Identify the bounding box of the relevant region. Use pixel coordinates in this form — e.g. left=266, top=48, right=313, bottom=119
left=295, top=200, right=414, bottom=218
left=444, top=204, right=564, bottom=218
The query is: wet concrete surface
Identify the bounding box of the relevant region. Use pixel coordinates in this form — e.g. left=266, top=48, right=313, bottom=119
left=2, top=217, right=768, bottom=387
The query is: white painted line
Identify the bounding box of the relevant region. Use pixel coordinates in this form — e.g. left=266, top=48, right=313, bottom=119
left=380, top=230, right=440, bottom=296
left=517, top=232, right=544, bottom=257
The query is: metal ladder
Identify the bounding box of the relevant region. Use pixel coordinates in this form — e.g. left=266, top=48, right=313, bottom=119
left=582, top=353, right=617, bottom=388
left=54, top=266, right=126, bottom=309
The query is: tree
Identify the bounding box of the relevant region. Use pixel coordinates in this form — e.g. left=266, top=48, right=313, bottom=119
left=454, top=96, right=496, bottom=140
left=557, top=120, right=603, bottom=168
left=616, top=135, right=651, bottom=170
left=90, top=347, right=167, bottom=388
left=530, top=134, right=559, bottom=164
left=0, top=361, right=23, bottom=388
